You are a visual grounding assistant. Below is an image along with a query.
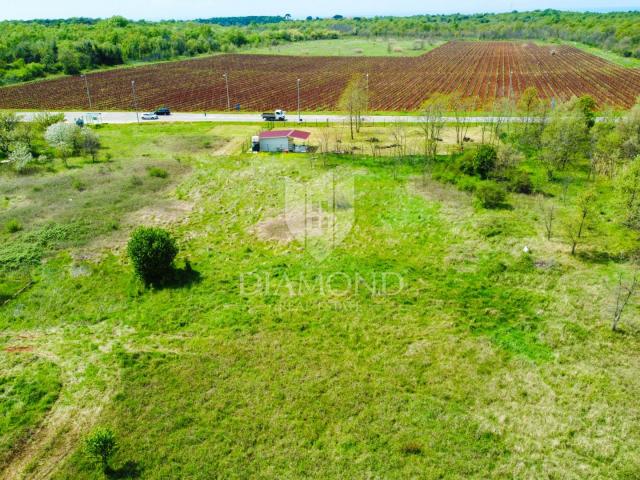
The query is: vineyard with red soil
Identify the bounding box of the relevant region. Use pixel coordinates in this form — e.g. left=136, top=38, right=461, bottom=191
left=1, top=41, right=639, bottom=112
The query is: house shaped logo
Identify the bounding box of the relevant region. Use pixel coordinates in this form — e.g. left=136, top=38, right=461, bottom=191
left=284, top=171, right=355, bottom=261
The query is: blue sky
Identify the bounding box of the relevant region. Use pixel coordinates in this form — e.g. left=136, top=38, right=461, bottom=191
left=0, top=0, right=638, bottom=21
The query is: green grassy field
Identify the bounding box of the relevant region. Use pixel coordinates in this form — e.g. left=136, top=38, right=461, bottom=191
left=1, top=122, right=640, bottom=479
left=244, top=38, right=442, bottom=57
left=534, top=39, right=640, bottom=68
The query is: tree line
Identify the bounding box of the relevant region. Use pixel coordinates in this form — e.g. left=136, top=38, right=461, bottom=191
left=1, top=10, right=639, bottom=86
left=0, top=16, right=338, bottom=85
left=313, top=10, right=640, bottom=59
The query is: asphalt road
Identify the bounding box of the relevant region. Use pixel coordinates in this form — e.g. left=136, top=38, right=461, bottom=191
left=15, top=111, right=542, bottom=124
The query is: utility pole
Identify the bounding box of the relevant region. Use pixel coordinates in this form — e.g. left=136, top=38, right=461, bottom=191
left=131, top=80, right=139, bottom=123
left=366, top=73, right=369, bottom=114
left=81, top=74, right=92, bottom=110
left=297, top=78, right=301, bottom=122
left=508, top=70, right=513, bottom=100
left=223, top=73, right=231, bottom=111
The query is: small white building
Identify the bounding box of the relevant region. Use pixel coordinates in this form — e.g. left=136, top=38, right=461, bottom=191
left=258, top=130, right=311, bottom=153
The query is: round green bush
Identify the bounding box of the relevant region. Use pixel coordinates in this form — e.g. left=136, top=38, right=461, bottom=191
left=5, top=219, right=22, bottom=233
left=508, top=170, right=534, bottom=194
left=475, top=182, right=507, bottom=209
left=127, top=227, right=178, bottom=284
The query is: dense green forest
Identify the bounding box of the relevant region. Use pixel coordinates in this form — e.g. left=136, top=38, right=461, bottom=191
left=1, top=10, right=639, bottom=86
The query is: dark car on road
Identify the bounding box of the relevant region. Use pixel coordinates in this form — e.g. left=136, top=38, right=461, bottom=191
left=154, top=107, right=171, bottom=116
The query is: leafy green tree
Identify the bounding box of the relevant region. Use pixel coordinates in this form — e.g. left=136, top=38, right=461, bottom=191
left=564, top=190, right=597, bottom=255
left=540, top=108, right=590, bottom=179
left=518, top=87, right=540, bottom=127
left=618, top=100, right=640, bottom=160
left=85, top=428, right=117, bottom=473
left=79, top=128, right=100, bottom=161
left=339, top=76, right=367, bottom=139
left=576, top=95, right=597, bottom=129
left=591, top=121, right=622, bottom=178
left=618, top=157, right=640, bottom=229
left=0, top=112, right=19, bottom=157
left=57, top=45, right=81, bottom=75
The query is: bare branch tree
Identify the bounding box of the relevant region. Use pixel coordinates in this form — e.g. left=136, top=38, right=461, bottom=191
left=612, top=271, right=639, bottom=331
left=538, top=195, right=555, bottom=240
left=391, top=121, right=407, bottom=180
left=318, top=126, right=331, bottom=155
left=449, top=93, right=477, bottom=150
left=339, top=75, right=367, bottom=140
left=564, top=190, right=596, bottom=256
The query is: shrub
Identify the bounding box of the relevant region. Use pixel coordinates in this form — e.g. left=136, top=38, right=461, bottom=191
left=85, top=427, right=117, bottom=472
left=458, top=145, right=497, bottom=179
left=475, top=182, right=507, bottom=209
left=507, top=170, right=534, bottom=194
left=400, top=441, right=423, bottom=455
left=32, top=112, right=65, bottom=131
left=456, top=149, right=476, bottom=175
left=456, top=175, right=479, bottom=192
left=79, top=128, right=100, bottom=161
left=148, top=167, right=168, bottom=178
left=127, top=227, right=178, bottom=284
left=5, top=219, right=22, bottom=233
left=8, top=143, right=33, bottom=173
left=130, top=175, right=143, bottom=187
left=71, top=177, right=86, bottom=191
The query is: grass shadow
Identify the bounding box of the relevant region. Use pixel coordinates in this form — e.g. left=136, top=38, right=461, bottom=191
left=107, top=461, right=142, bottom=479
left=161, top=262, right=202, bottom=289
left=576, top=250, right=627, bottom=264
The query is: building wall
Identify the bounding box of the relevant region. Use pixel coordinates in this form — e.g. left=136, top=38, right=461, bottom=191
left=260, top=137, right=291, bottom=152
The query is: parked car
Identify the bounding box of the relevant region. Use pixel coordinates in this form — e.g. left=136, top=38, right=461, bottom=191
left=154, top=107, right=171, bottom=116
left=141, top=112, right=159, bottom=120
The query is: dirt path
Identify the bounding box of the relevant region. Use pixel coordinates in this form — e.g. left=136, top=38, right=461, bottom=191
left=212, top=137, right=244, bottom=156
left=0, top=327, right=199, bottom=479
left=0, top=327, right=125, bottom=480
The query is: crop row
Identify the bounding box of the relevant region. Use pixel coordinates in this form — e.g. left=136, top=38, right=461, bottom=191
left=0, top=41, right=638, bottom=112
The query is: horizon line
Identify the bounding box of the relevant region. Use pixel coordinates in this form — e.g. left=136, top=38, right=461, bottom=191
left=1, top=8, right=639, bottom=23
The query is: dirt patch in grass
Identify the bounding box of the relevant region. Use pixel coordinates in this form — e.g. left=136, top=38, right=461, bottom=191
left=253, top=207, right=337, bottom=244
left=254, top=213, right=295, bottom=243
left=410, top=176, right=473, bottom=212
left=212, top=137, right=244, bottom=156
left=73, top=199, right=194, bottom=261
left=4, top=345, right=33, bottom=353
left=124, top=199, right=194, bottom=227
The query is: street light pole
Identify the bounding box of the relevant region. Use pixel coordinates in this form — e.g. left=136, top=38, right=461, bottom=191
left=297, top=78, right=301, bottom=122
left=223, top=73, right=231, bottom=111
left=131, top=80, right=139, bottom=124
left=508, top=70, right=513, bottom=100
left=366, top=73, right=369, bottom=113
left=81, top=74, right=92, bottom=110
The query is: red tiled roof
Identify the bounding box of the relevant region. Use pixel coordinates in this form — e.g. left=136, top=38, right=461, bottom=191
left=259, top=129, right=311, bottom=140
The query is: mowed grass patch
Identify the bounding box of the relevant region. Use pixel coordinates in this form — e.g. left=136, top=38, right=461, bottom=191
left=0, top=353, right=62, bottom=470
left=57, top=331, right=508, bottom=479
